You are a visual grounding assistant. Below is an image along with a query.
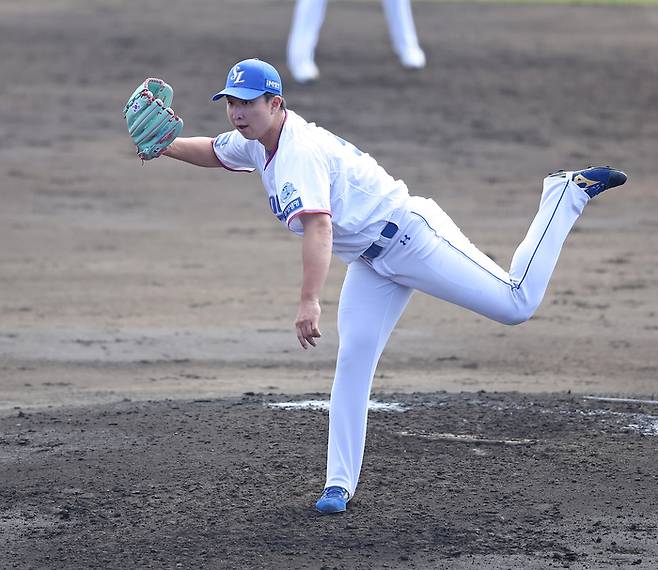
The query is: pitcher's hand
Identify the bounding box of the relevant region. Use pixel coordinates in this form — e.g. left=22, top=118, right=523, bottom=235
left=295, top=299, right=322, bottom=349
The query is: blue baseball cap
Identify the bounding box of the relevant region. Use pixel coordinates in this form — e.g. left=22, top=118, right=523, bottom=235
left=212, top=58, right=283, bottom=101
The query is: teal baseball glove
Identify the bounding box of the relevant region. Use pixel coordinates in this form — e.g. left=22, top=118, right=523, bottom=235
left=123, top=78, right=183, bottom=161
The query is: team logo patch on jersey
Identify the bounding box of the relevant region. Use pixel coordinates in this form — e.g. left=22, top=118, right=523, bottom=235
left=280, top=181, right=298, bottom=204
left=282, top=197, right=303, bottom=219
left=217, top=133, right=231, bottom=148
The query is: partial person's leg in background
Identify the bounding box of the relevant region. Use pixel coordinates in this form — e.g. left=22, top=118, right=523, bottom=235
left=381, top=0, right=426, bottom=69
left=324, top=259, right=413, bottom=498
left=287, top=0, right=327, bottom=83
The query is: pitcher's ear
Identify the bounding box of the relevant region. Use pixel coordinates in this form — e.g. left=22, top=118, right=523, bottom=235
left=271, top=95, right=284, bottom=112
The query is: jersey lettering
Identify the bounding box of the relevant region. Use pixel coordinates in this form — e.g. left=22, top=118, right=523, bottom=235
left=282, top=197, right=303, bottom=219
left=269, top=195, right=286, bottom=221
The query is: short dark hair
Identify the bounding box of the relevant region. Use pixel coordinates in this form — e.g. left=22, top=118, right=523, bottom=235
left=264, top=92, right=286, bottom=110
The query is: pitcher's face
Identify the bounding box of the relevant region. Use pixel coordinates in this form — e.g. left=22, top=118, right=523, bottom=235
left=225, top=95, right=278, bottom=142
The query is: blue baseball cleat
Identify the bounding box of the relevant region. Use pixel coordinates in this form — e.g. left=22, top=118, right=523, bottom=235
left=572, top=166, right=628, bottom=198
left=550, top=166, right=628, bottom=198
left=315, top=486, right=350, bottom=514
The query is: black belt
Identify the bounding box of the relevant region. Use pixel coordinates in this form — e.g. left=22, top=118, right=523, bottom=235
left=361, top=221, right=399, bottom=260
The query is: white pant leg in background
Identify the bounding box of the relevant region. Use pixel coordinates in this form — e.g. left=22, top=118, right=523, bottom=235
left=288, top=0, right=425, bottom=74
left=287, top=0, right=328, bottom=66
left=325, top=259, right=413, bottom=496
left=381, top=0, right=424, bottom=61
left=376, top=174, right=590, bottom=324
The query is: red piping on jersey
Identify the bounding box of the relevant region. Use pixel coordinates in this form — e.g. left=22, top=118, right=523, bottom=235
left=216, top=156, right=252, bottom=172
left=264, top=110, right=288, bottom=170
left=287, top=209, right=332, bottom=229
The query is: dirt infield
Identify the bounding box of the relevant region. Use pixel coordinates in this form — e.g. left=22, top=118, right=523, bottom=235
left=1, top=0, right=657, bottom=568
left=2, top=393, right=658, bottom=569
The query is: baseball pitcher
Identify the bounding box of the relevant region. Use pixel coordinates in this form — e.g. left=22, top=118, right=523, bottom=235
left=124, top=58, right=627, bottom=514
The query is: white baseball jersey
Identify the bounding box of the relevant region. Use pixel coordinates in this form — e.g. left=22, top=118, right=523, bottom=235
left=212, top=110, right=409, bottom=263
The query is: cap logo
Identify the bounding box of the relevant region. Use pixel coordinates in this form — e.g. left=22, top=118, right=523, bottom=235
left=230, top=65, right=245, bottom=85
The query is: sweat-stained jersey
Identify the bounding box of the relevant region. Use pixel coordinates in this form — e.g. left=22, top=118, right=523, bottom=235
left=212, top=110, right=409, bottom=263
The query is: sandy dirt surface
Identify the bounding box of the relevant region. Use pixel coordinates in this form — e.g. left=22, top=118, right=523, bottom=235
left=1, top=0, right=657, bottom=567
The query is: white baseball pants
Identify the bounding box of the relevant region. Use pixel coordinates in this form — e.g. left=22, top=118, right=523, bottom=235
left=325, top=173, right=590, bottom=497
left=287, top=0, right=422, bottom=64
